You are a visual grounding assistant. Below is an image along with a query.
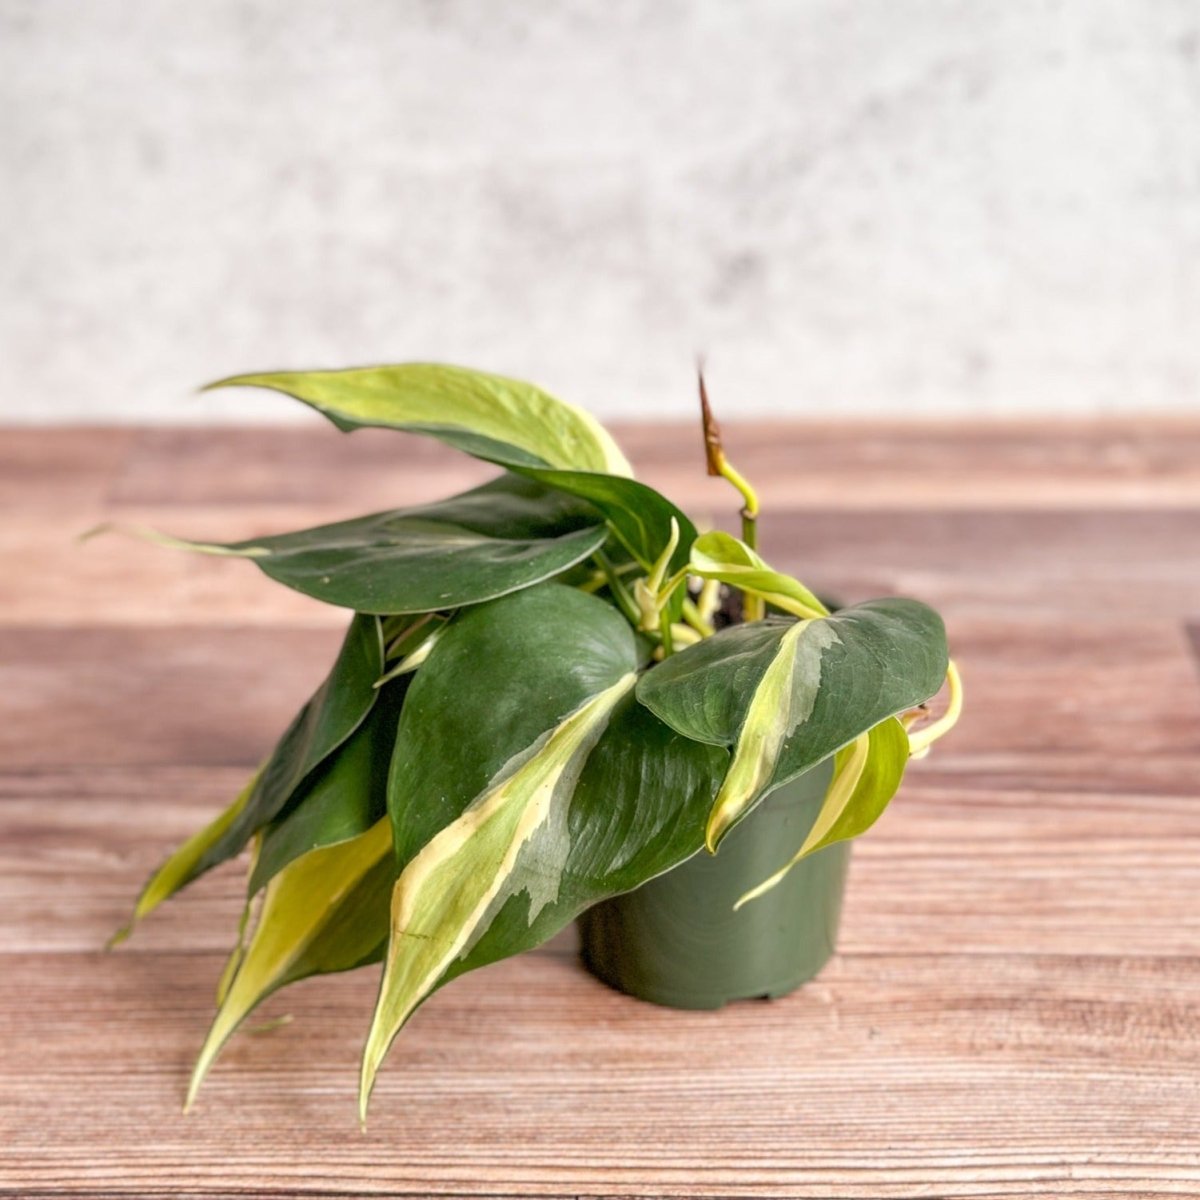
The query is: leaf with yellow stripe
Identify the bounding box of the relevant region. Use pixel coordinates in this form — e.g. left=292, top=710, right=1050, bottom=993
left=636, top=600, right=947, bottom=851
left=688, top=531, right=828, bottom=619
left=357, top=583, right=724, bottom=1092
left=358, top=671, right=635, bottom=1121
left=734, top=716, right=909, bottom=909
left=186, top=818, right=394, bottom=1109
left=207, top=362, right=633, bottom=476
left=208, top=363, right=694, bottom=574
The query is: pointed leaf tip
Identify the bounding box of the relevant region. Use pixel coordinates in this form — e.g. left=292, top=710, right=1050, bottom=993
left=358, top=672, right=635, bottom=1119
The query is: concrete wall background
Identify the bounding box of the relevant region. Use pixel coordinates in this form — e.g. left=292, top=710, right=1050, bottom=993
left=3, top=1, right=1199, bottom=423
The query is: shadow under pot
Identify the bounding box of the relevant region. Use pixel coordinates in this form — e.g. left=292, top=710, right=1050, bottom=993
left=578, top=759, right=849, bottom=1010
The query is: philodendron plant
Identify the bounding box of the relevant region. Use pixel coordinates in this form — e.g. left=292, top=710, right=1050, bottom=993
left=104, top=363, right=961, bottom=1122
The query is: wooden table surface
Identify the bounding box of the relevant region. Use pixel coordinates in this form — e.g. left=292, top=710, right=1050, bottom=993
left=2, top=420, right=1199, bottom=1198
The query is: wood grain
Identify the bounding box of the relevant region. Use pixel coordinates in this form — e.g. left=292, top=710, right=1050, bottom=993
left=1, top=422, right=1198, bottom=1198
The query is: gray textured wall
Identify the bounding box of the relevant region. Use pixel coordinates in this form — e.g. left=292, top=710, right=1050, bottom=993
left=3, top=1, right=1200, bottom=422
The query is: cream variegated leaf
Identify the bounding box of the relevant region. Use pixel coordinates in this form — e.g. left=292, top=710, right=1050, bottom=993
left=359, top=672, right=636, bottom=1122
left=186, top=818, right=394, bottom=1110
left=703, top=617, right=841, bottom=850
left=734, top=716, right=910, bottom=909
left=689, top=531, right=828, bottom=620
left=207, top=365, right=695, bottom=575
left=209, top=363, right=633, bottom=477
left=636, top=599, right=949, bottom=852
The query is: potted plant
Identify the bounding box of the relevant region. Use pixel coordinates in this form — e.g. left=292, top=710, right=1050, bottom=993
left=103, top=363, right=961, bottom=1123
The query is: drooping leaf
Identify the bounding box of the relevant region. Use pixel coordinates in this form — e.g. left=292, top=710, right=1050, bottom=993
left=113, top=614, right=384, bottom=942
left=360, top=672, right=635, bottom=1121
left=207, top=364, right=695, bottom=575
left=689, top=531, right=828, bottom=619
left=187, top=819, right=394, bottom=1109
left=198, top=613, right=385, bottom=870
left=353, top=584, right=729, bottom=1119
left=734, top=716, right=909, bottom=909
left=248, top=676, right=408, bottom=894
left=447, top=692, right=728, bottom=978
left=387, top=585, right=642, bottom=865
left=114, top=475, right=609, bottom=615
left=208, top=362, right=633, bottom=475
left=635, top=599, right=947, bottom=849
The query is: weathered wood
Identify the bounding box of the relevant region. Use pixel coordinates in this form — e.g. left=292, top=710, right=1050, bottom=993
left=1, top=422, right=1198, bottom=1197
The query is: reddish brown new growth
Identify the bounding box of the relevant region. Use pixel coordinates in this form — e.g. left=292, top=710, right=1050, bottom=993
left=697, top=369, right=724, bottom=478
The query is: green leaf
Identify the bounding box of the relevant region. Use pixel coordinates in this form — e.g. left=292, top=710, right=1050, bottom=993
left=525, top=468, right=697, bottom=583
left=689, top=531, right=828, bottom=619
left=208, top=363, right=695, bottom=576
left=635, top=599, right=947, bottom=849
left=187, top=819, right=394, bottom=1110
left=119, top=475, right=609, bottom=615
left=387, top=585, right=642, bottom=866
left=352, top=583, right=729, bottom=1120
left=360, top=671, right=635, bottom=1122
left=447, top=692, right=728, bottom=978
left=248, top=677, right=408, bottom=893
left=208, top=362, right=633, bottom=475
left=734, top=716, right=909, bottom=909
left=113, top=614, right=385, bottom=941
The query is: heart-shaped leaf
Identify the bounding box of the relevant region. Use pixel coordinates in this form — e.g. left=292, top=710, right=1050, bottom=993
left=115, top=475, right=610, bottom=614
left=207, top=364, right=696, bottom=575
left=635, top=600, right=947, bottom=849
left=208, top=362, right=633, bottom=476
left=356, top=584, right=730, bottom=1118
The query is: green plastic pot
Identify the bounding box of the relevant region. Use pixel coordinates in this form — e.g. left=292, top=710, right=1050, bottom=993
left=578, top=760, right=849, bottom=1009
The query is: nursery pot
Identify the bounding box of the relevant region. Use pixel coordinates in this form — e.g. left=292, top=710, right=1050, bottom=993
left=578, top=760, right=849, bottom=1009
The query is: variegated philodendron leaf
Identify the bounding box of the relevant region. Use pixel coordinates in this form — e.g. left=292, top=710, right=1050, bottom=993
left=635, top=600, right=948, bottom=851
left=359, top=672, right=635, bottom=1122
left=111, top=614, right=385, bottom=942
left=688, top=531, right=829, bottom=620
left=95, top=475, right=608, bottom=614
left=369, top=578, right=726, bottom=1029
left=248, top=674, right=409, bottom=894
left=207, top=362, right=634, bottom=476
left=207, top=363, right=696, bottom=575
left=734, top=715, right=910, bottom=909
left=354, top=583, right=642, bottom=1118
left=187, top=818, right=395, bottom=1109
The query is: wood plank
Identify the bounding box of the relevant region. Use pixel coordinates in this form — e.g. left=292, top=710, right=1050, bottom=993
left=0, top=949, right=1196, bottom=1196
left=3, top=769, right=1199, bottom=959
left=3, top=422, right=1199, bottom=1197
left=2, top=616, right=1196, bottom=769
left=0, top=426, right=134, bottom=510
left=104, top=420, right=1200, bottom=510
left=0, top=626, right=347, bottom=768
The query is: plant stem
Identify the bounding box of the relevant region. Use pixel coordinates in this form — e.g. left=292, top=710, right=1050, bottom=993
left=681, top=597, right=714, bottom=638
left=698, top=367, right=765, bottom=620
left=595, top=550, right=641, bottom=626
left=658, top=607, right=675, bottom=657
